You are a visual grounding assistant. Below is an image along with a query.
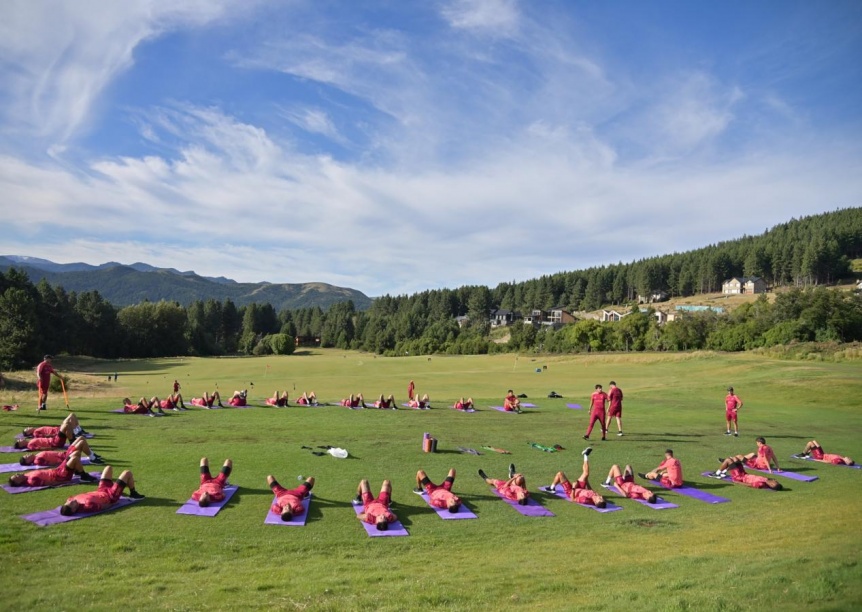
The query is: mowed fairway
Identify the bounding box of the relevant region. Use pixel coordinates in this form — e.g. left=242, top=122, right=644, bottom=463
left=1, top=351, right=861, bottom=611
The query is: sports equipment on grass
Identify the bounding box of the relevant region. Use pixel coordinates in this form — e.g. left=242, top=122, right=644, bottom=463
left=0, top=446, right=26, bottom=453
left=604, top=484, right=679, bottom=509
left=747, top=467, right=818, bottom=482
left=529, top=442, right=557, bottom=453
left=110, top=409, right=165, bottom=416
left=544, top=485, right=622, bottom=513
left=413, top=490, right=477, bottom=520
left=566, top=403, right=582, bottom=409
left=351, top=502, right=409, bottom=537
left=481, top=446, right=511, bottom=454
left=490, top=488, right=554, bottom=517
left=2, top=471, right=101, bottom=494
left=21, top=497, right=142, bottom=527
left=450, top=405, right=476, bottom=413
left=264, top=494, right=312, bottom=526
left=456, top=447, right=480, bottom=455
left=491, top=406, right=520, bottom=413
left=791, top=454, right=861, bottom=469
left=646, top=479, right=730, bottom=504
left=60, top=378, right=70, bottom=410
left=176, top=484, right=239, bottom=516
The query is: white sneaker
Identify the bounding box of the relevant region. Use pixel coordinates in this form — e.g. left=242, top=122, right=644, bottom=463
left=617, top=432, right=623, bottom=437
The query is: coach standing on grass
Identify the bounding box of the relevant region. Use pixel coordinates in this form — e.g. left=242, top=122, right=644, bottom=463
left=36, top=355, right=61, bottom=412
left=725, top=386, right=742, bottom=437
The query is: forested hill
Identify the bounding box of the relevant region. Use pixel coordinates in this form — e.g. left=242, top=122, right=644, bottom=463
left=0, top=258, right=372, bottom=312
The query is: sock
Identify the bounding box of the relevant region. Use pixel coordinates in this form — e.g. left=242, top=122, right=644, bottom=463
left=73, top=426, right=83, bottom=435
left=89, top=451, right=96, bottom=460
left=584, top=456, right=589, bottom=462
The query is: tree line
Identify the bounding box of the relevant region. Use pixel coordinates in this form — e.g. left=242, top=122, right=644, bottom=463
left=1, top=208, right=860, bottom=368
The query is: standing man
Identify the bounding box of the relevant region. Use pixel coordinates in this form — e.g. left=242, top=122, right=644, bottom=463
left=584, top=384, right=608, bottom=441
left=725, top=386, right=742, bottom=437
left=36, top=355, right=60, bottom=412
left=605, top=381, right=624, bottom=437
left=407, top=380, right=415, bottom=401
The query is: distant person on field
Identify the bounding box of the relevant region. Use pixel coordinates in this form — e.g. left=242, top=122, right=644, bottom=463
left=800, top=440, right=855, bottom=465
left=605, top=381, right=624, bottom=436
left=228, top=390, right=248, bottom=407
left=603, top=464, right=657, bottom=503
left=545, top=447, right=606, bottom=507
left=738, top=437, right=780, bottom=473
left=415, top=468, right=462, bottom=512
left=8, top=447, right=96, bottom=487
left=191, top=458, right=232, bottom=507
left=161, top=391, right=186, bottom=411
left=355, top=479, right=398, bottom=531
left=173, top=379, right=181, bottom=394
left=643, top=449, right=684, bottom=488
left=268, top=474, right=315, bottom=521
left=296, top=391, right=317, bottom=405
left=191, top=391, right=224, bottom=408
left=374, top=394, right=397, bottom=409
left=584, top=384, right=608, bottom=441
left=267, top=391, right=289, bottom=407
left=340, top=393, right=365, bottom=408
left=14, top=414, right=79, bottom=450
left=123, top=397, right=164, bottom=416
left=714, top=458, right=782, bottom=490
left=724, top=386, right=742, bottom=437
left=36, top=355, right=60, bottom=412
left=407, top=393, right=429, bottom=409
left=454, top=397, right=474, bottom=411
left=503, top=390, right=521, bottom=412
left=21, top=412, right=87, bottom=439
left=60, top=465, right=144, bottom=516
left=407, top=380, right=415, bottom=401
left=478, top=463, right=529, bottom=505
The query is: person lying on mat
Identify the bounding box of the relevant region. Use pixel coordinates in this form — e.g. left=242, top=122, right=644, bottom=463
left=603, top=464, right=657, bottom=503
left=59, top=466, right=144, bottom=515
left=546, top=448, right=606, bottom=507
left=160, top=392, right=186, bottom=411
left=20, top=436, right=103, bottom=466
left=191, top=458, right=232, bottom=507
left=267, top=391, right=289, bottom=406
left=340, top=393, right=365, bottom=408
left=800, top=440, right=855, bottom=465
left=8, top=448, right=96, bottom=487
left=228, top=390, right=248, bottom=407
left=13, top=415, right=79, bottom=450
left=407, top=393, right=430, bottom=409
left=355, top=479, right=398, bottom=531
left=714, top=458, right=782, bottom=490
left=454, top=397, right=474, bottom=411
left=503, top=390, right=521, bottom=412
left=643, top=449, right=684, bottom=488
left=191, top=390, right=224, bottom=408
left=478, top=464, right=529, bottom=505
left=122, top=397, right=164, bottom=416
left=21, top=413, right=88, bottom=439
left=737, top=437, right=781, bottom=473
left=415, top=468, right=462, bottom=512
left=296, top=391, right=317, bottom=406
left=268, top=474, right=315, bottom=521
left=374, top=394, right=397, bottom=409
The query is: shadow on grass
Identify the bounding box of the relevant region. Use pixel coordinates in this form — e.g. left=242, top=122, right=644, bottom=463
left=137, top=496, right=180, bottom=508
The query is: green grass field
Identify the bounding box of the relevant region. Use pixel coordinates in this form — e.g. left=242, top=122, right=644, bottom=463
left=1, top=350, right=861, bottom=611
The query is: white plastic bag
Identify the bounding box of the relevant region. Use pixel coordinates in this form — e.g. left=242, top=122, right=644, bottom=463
left=327, top=447, right=348, bottom=459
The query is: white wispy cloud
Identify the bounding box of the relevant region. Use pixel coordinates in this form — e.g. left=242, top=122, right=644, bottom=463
left=440, top=0, right=521, bottom=36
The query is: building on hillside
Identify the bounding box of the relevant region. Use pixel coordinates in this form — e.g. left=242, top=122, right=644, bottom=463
left=653, top=310, right=676, bottom=325
left=638, top=290, right=669, bottom=304
left=722, top=276, right=766, bottom=295
left=522, top=309, right=546, bottom=327
left=489, top=309, right=519, bottom=327
left=601, top=309, right=626, bottom=322
left=547, top=306, right=576, bottom=327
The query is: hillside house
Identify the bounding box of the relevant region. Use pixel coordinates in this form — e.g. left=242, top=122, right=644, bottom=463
left=638, top=291, right=669, bottom=304
left=490, top=309, right=518, bottom=327
left=601, top=309, right=626, bottom=322
left=522, top=309, right=546, bottom=327
left=547, top=306, right=576, bottom=327
left=722, top=276, right=766, bottom=295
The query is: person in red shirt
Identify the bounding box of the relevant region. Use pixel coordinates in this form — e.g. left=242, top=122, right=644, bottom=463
left=643, top=449, right=684, bottom=488
left=191, top=457, right=233, bottom=507
left=161, top=392, right=186, bottom=411
left=545, top=448, right=607, bottom=507
left=19, top=436, right=101, bottom=466
left=800, top=440, right=855, bottom=465
left=478, top=464, right=529, bottom=505
left=454, top=397, right=474, bottom=411
left=737, top=437, right=780, bottom=473
left=8, top=448, right=95, bottom=487
left=603, top=464, right=657, bottom=502
left=227, top=390, right=248, bottom=407
left=407, top=380, right=415, bottom=401
left=503, top=390, right=521, bottom=412
left=340, top=393, right=365, bottom=408
left=35, top=355, right=60, bottom=412
left=21, top=412, right=87, bottom=439
left=724, top=387, right=742, bottom=437
left=266, top=391, right=289, bottom=407
left=14, top=419, right=72, bottom=450
left=374, top=393, right=397, bottom=409
left=173, top=380, right=181, bottom=394
left=355, top=479, right=398, bottom=531
left=59, top=465, right=145, bottom=515
left=191, top=390, right=224, bottom=408
left=268, top=474, right=315, bottom=521
left=415, top=468, right=462, bottom=513
left=714, top=458, right=782, bottom=489
left=605, top=381, right=624, bottom=437
left=296, top=391, right=317, bottom=406
left=407, top=393, right=430, bottom=409
left=123, top=397, right=164, bottom=416
left=584, top=384, right=609, bottom=441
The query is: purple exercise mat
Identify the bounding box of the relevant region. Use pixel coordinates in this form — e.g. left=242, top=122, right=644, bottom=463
left=176, top=484, right=239, bottom=516
left=110, top=409, right=164, bottom=416
left=521, top=403, right=536, bottom=408
left=413, top=490, right=477, bottom=520
left=605, top=485, right=678, bottom=509
left=791, top=454, right=861, bottom=469
left=264, top=493, right=312, bottom=526
left=649, top=479, right=730, bottom=504
left=450, top=406, right=476, bottom=413
left=0, top=457, right=91, bottom=474
left=21, top=497, right=142, bottom=526
left=491, top=407, right=519, bottom=413
left=16, top=433, right=94, bottom=441
left=566, top=404, right=582, bottom=409
left=2, top=471, right=101, bottom=494
left=546, top=485, right=623, bottom=513
left=749, top=467, right=818, bottom=482
left=401, top=403, right=430, bottom=410
left=0, top=446, right=26, bottom=453
left=491, top=488, right=554, bottom=516
left=700, top=472, right=779, bottom=491
left=352, top=502, right=409, bottom=536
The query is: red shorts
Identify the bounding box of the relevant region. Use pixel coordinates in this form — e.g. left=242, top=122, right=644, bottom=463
left=271, top=483, right=309, bottom=515
left=192, top=472, right=227, bottom=501
left=660, top=476, right=681, bottom=489
left=726, top=409, right=738, bottom=422
left=361, top=492, right=395, bottom=524
left=608, top=406, right=622, bottom=418
left=734, top=473, right=768, bottom=488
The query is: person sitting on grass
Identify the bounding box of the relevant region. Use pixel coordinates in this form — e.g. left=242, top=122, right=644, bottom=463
left=267, top=391, right=289, bottom=407
left=59, top=465, right=144, bottom=515
left=603, top=464, right=657, bottom=503
left=415, top=468, right=462, bottom=513
left=296, top=391, right=318, bottom=406
left=8, top=448, right=96, bottom=487
left=739, top=437, right=781, bottom=473
left=191, top=391, right=224, bottom=408
left=799, top=440, right=855, bottom=466
left=545, top=448, right=606, bottom=508
left=374, top=394, right=397, bottom=409
left=355, top=479, right=398, bottom=531
left=122, top=397, right=164, bottom=416
left=160, top=392, right=186, bottom=411
left=503, top=390, right=522, bottom=412
left=340, top=393, right=366, bottom=408
left=642, top=449, right=684, bottom=488
left=19, top=436, right=103, bottom=466
left=21, top=413, right=89, bottom=439
left=714, top=457, right=783, bottom=490
left=268, top=474, right=315, bottom=521
left=454, top=397, right=474, bottom=411
left=478, top=463, right=529, bottom=505
left=407, top=393, right=430, bottom=409
left=228, top=390, right=248, bottom=407
left=191, top=458, right=232, bottom=507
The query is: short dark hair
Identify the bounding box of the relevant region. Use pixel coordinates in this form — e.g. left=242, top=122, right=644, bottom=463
left=281, top=509, right=293, bottom=522
left=376, top=520, right=389, bottom=531
left=756, top=437, right=766, bottom=444
left=609, top=381, right=616, bottom=386
left=595, top=384, right=602, bottom=389
left=727, top=386, right=734, bottom=392
left=44, top=354, right=53, bottom=360
left=60, top=504, right=73, bottom=516
left=665, top=449, right=674, bottom=456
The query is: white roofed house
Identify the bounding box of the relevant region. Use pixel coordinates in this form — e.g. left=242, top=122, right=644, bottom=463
left=601, top=309, right=626, bottom=322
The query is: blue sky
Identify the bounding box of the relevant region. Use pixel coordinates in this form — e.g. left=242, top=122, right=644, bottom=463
left=1, top=0, right=860, bottom=296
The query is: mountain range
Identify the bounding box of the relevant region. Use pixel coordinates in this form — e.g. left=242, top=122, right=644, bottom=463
left=0, top=256, right=372, bottom=311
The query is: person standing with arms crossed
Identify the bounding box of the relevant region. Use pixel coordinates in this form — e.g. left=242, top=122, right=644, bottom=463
left=36, top=355, right=61, bottom=412
left=605, top=381, right=624, bottom=437
left=584, top=384, right=608, bottom=441
left=725, top=386, right=742, bottom=437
